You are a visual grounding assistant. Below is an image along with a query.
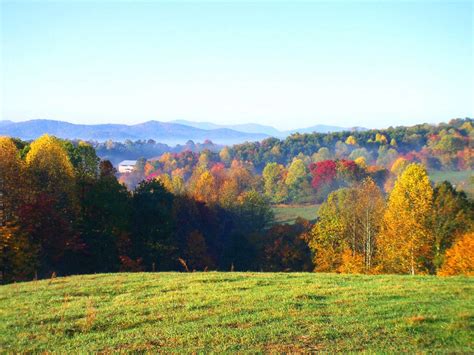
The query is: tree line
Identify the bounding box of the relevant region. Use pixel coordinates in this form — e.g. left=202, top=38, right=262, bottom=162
left=308, top=167, right=473, bottom=275
left=1, top=118, right=473, bottom=282
left=1, top=135, right=309, bottom=282
left=120, top=119, right=472, bottom=204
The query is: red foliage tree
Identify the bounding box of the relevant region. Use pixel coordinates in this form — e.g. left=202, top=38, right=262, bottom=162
left=337, top=159, right=360, bottom=182
left=309, top=160, right=337, bottom=189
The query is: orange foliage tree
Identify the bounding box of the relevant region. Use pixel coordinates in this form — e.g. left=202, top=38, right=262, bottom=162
left=438, top=232, right=474, bottom=276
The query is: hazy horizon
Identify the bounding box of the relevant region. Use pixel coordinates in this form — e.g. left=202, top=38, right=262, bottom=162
left=2, top=1, right=473, bottom=130
left=0, top=116, right=470, bottom=132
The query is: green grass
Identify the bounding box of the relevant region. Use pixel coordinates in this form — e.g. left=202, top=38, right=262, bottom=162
left=429, top=170, right=473, bottom=196
left=272, top=204, right=319, bottom=224
left=1, top=273, right=473, bottom=352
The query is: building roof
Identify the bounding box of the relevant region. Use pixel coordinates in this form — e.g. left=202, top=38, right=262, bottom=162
left=118, top=160, right=137, bottom=166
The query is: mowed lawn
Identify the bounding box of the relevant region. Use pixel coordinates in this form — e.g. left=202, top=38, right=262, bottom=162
left=0, top=273, right=473, bottom=352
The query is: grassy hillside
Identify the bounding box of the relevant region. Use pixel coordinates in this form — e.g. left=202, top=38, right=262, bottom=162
left=272, top=204, right=319, bottom=224
left=429, top=170, right=473, bottom=196
left=1, top=273, right=473, bottom=352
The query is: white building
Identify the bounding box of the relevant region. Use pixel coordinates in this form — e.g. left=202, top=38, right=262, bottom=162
left=118, top=160, right=137, bottom=174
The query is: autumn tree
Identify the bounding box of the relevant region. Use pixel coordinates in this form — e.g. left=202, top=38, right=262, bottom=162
left=18, top=194, right=82, bottom=277
left=219, top=147, right=232, bottom=166
left=309, top=160, right=337, bottom=190
left=0, top=137, right=32, bottom=281
left=356, top=178, right=385, bottom=271
left=26, top=134, right=75, bottom=201
left=376, top=147, right=398, bottom=167
left=21, top=135, right=82, bottom=277
left=349, top=148, right=372, bottom=163
left=311, top=147, right=332, bottom=162
left=193, top=170, right=217, bottom=204
left=437, top=232, right=474, bottom=276
left=354, top=156, right=367, bottom=169
left=172, top=175, right=186, bottom=195
left=429, top=182, right=474, bottom=271
left=375, top=133, right=388, bottom=145
left=0, top=137, right=26, bottom=223
left=228, top=159, right=255, bottom=194
left=258, top=219, right=313, bottom=272
left=262, top=162, right=288, bottom=203
left=285, top=158, right=311, bottom=202
left=377, top=163, right=433, bottom=274
left=307, top=178, right=384, bottom=273
left=345, top=135, right=357, bottom=145
left=156, top=173, right=174, bottom=193
left=307, top=189, right=347, bottom=272
left=391, top=157, right=410, bottom=176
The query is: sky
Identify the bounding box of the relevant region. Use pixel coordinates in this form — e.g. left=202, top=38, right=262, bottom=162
left=1, top=0, right=472, bottom=130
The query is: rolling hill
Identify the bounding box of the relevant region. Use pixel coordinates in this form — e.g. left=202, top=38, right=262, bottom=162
left=0, top=119, right=367, bottom=144
left=0, top=272, right=472, bottom=352
left=0, top=119, right=269, bottom=145
left=171, top=119, right=284, bottom=136
left=171, top=119, right=362, bottom=136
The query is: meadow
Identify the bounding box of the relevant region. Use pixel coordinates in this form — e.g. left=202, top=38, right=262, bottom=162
left=429, top=170, right=473, bottom=197
left=272, top=204, right=319, bottom=224
left=1, top=272, right=472, bottom=352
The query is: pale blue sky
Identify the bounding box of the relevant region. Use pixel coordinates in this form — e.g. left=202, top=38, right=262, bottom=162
left=1, top=0, right=472, bottom=130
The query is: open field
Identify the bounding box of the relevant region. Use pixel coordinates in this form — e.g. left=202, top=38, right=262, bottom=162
left=1, top=272, right=473, bottom=352
left=429, top=170, right=473, bottom=196
left=272, top=204, right=319, bottom=224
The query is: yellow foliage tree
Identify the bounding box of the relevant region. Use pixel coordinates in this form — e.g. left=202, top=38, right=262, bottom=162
left=438, top=232, right=474, bottom=276
left=375, top=133, right=388, bottom=144
left=172, top=175, right=185, bottom=195
left=156, top=173, right=173, bottom=193
left=377, top=163, right=433, bottom=274
left=0, top=137, right=26, bottom=220
left=345, top=135, right=357, bottom=145
left=354, top=156, right=367, bottom=169
left=218, top=179, right=239, bottom=208
left=219, top=147, right=232, bottom=165
left=356, top=178, right=385, bottom=271
left=390, top=157, right=410, bottom=176
left=193, top=171, right=217, bottom=203
left=384, top=156, right=410, bottom=192
left=307, top=190, right=347, bottom=272
left=307, top=178, right=384, bottom=274
left=26, top=134, right=75, bottom=199
left=0, top=137, right=36, bottom=281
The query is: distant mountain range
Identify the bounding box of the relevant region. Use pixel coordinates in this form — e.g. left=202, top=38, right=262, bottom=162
left=170, top=119, right=283, bottom=136
left=171, top=119, right=360, bottom=137
left=0, top=119, right=364, bottom=144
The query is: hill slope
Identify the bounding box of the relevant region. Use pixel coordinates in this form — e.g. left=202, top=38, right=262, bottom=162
left=1, top=273, right=472, bottom=352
